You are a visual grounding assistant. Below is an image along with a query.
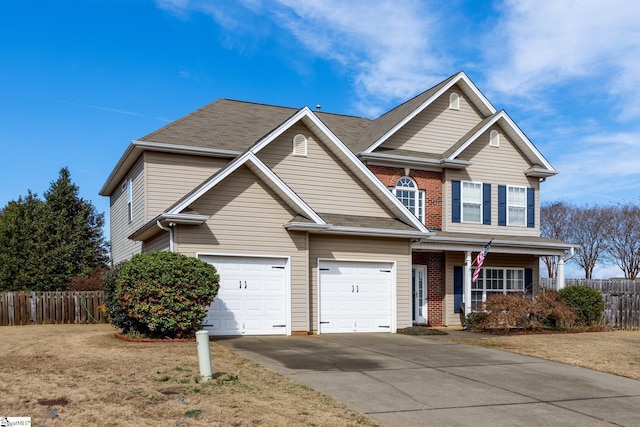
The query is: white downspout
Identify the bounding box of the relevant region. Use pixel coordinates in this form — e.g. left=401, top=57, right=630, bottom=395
left=465, top=251, right=472, bottom=315
left=156, top=220, right=174, bottom=252
left=557, top=247, right=575, bottom=290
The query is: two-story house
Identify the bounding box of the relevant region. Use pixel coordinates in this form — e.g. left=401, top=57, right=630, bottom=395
left=100, top=71, right=572, bottom=335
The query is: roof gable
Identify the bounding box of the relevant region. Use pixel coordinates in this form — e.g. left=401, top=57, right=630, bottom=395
left=168, top=107, right=428, bottom=233
left=443, top=110, right=556, bottom=175
left=359, top=71, right=496, bottom=154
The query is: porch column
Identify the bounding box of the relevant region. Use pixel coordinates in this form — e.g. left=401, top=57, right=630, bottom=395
left=464, top=251, right=472, bottom=315
left=556, top=257, right=566, bottom=290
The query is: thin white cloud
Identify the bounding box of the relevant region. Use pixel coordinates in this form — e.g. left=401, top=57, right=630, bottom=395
left=543, top=130, right=640, bottom=204
left=61, top=101, right=172, bottom=123
left=154, top=0, right=450, bottom=117
left=487, top=0, right=640, bottom=120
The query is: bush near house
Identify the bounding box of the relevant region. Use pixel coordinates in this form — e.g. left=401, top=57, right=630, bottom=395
left=558, top=285, right=605, bottom=326
left=106, top=252, right=219, bottom=338
left=465, top=291, right=578, bottom=332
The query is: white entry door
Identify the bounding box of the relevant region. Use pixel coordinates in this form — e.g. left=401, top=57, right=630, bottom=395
left=412, top=265, right=427, bottom=324
left=200, top=255, right=288, bottom=336
left=319, top=260, right=393, bottom=333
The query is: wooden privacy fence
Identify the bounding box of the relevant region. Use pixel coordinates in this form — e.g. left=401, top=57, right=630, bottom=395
left=0, top=291, right=105, bottom=326
left=540, top=278, right=640, bottom=330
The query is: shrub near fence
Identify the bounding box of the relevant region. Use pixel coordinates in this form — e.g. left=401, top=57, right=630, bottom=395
left=540, top=278, right=640, bottom=330
left=0, top=291, right=105, bottom=326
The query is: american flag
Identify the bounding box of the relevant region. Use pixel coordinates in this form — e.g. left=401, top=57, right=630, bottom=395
left=472, top=239, right=492, bottom=283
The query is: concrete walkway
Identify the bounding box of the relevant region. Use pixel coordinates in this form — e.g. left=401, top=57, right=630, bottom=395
left=217, top=332, right=640, bottom=426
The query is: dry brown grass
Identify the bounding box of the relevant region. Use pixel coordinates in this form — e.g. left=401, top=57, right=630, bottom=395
left=0, top=324, right=378, bottom=426
left=453, top=330, right=640, bottom=381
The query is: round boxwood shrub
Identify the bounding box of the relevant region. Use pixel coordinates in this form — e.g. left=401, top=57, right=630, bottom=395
left=113, top=252, right=219, bottom=338
left=558, top=285, right=604, bottom=326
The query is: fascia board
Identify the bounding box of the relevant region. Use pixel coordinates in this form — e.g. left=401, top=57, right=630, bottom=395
left=301, top=112, right=430, bottom=233
left=363, top=72, right=497, bottom=155
left=100, top=142, right=142, bottom=196
left=131, top=140, right=241, bottom=157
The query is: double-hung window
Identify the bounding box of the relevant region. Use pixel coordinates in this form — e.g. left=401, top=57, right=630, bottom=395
left=507, top=186, right=526, bottom=226
left=394, top=177, right=425, bottom=223
left=462, top=181, right=482, bottom=223
left=471, top=267, right=525, bottom=310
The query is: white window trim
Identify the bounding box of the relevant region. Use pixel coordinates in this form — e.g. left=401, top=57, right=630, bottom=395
left=461, top=180, right=482, bottom=224
left=394, top=176, right=425, bottom=223
left=471, top=267, right=525, bottom=310
left=489, top=130, right=500, bottom=147
left=507, top=185, right=526, bottom=227
left=449, top=92, right=460, bottom=110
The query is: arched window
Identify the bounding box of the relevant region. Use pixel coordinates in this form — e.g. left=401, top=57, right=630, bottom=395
left=394, top=177, right=425, bottom=222
left=490, top=130, right=500, bottom=147
left=449, top=92, right=460, bottom=110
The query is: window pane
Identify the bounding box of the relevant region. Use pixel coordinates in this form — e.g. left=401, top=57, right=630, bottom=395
left=509, top=207, right=525, bottom=226
left=462, top=203, right=480, bottom=222
left=508, top=186, right=526, bottom=206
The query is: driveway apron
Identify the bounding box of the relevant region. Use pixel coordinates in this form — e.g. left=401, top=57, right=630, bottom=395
left=216, top=333, right=640, bottom=426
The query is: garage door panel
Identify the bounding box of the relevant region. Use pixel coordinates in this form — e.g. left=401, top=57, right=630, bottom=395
left=319, top=260, right=393, bottom=334
left=200, top=256, right=287, bottom=336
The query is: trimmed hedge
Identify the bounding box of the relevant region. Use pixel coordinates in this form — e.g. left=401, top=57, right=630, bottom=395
left=108, top=252, right=219, bottom=338
left=558, top=285, right=605, bottom=326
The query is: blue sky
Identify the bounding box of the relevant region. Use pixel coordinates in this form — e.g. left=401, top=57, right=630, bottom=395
left=2, top=1, right=639, bottom=277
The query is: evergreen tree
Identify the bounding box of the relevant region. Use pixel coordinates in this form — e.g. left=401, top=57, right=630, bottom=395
left=0, top=192, right=46, bottom=289
left=0, top=167, right=108, bottom=291
left=41, top=167, right=109, bottom=289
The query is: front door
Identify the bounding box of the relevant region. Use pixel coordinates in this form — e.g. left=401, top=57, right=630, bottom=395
left=412, top=265, right=427, bottom=324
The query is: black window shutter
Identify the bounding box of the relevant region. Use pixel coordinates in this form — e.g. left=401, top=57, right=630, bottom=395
left=452, top=181, right=461, bottom=223
left=454, top=266, right=463, bottom=313
left=527, top=188, right=535, bottom=228
left=498, top=185, right=506, bottom=226
left=525, top=268, right=533, bottom=294
left=483, top=183, right=491, bottom=225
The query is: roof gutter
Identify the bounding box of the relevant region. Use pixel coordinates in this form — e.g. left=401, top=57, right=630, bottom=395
left=156, top=220, right=174, bottom=252
left=359, top=152, right=471, bottom=170
left=284, top=223, right=429, bottom=239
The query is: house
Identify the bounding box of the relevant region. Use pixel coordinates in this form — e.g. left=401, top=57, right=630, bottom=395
left=100, top=71, right=573, bottom=335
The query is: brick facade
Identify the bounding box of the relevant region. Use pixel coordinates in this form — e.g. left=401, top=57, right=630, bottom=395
left=369, top=165, right=446, bottom=325
left=412, top=252, right=444, bottom=326
left=367, top=165, right=443, bottom=230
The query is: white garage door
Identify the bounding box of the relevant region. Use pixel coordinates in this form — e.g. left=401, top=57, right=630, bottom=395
left=200, top=255, right=288, bottom=336
left=319, top=260, right=393, bottom=333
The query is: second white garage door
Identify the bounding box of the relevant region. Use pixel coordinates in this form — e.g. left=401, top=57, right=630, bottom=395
left=319, top=260, right=393, bottom=333
left=200, top=255, right=288, bottom=336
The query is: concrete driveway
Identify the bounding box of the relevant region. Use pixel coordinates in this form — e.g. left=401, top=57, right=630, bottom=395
left=216, top=332, right=640, bottom=427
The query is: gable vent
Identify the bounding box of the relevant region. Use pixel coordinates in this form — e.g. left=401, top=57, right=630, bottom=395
left=293, top=134, right=308, bottom=156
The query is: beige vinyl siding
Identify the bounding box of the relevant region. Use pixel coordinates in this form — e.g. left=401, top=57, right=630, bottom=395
left=444, top=252, right=539, bottom=326
left=142, top=232, right=170, bottom=253
left=309, top=234, right=412, bottom=332
left=443, top=126, right=540, bottom=236
left=257, top=122, right=393, bottom=218
left=109, top=156, right=145, bottom=264
left=175, top=165, right=309, bottom=333
left=381, top=86, right=485, bottom=154
left=145, top=152, right=230, bottom=219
